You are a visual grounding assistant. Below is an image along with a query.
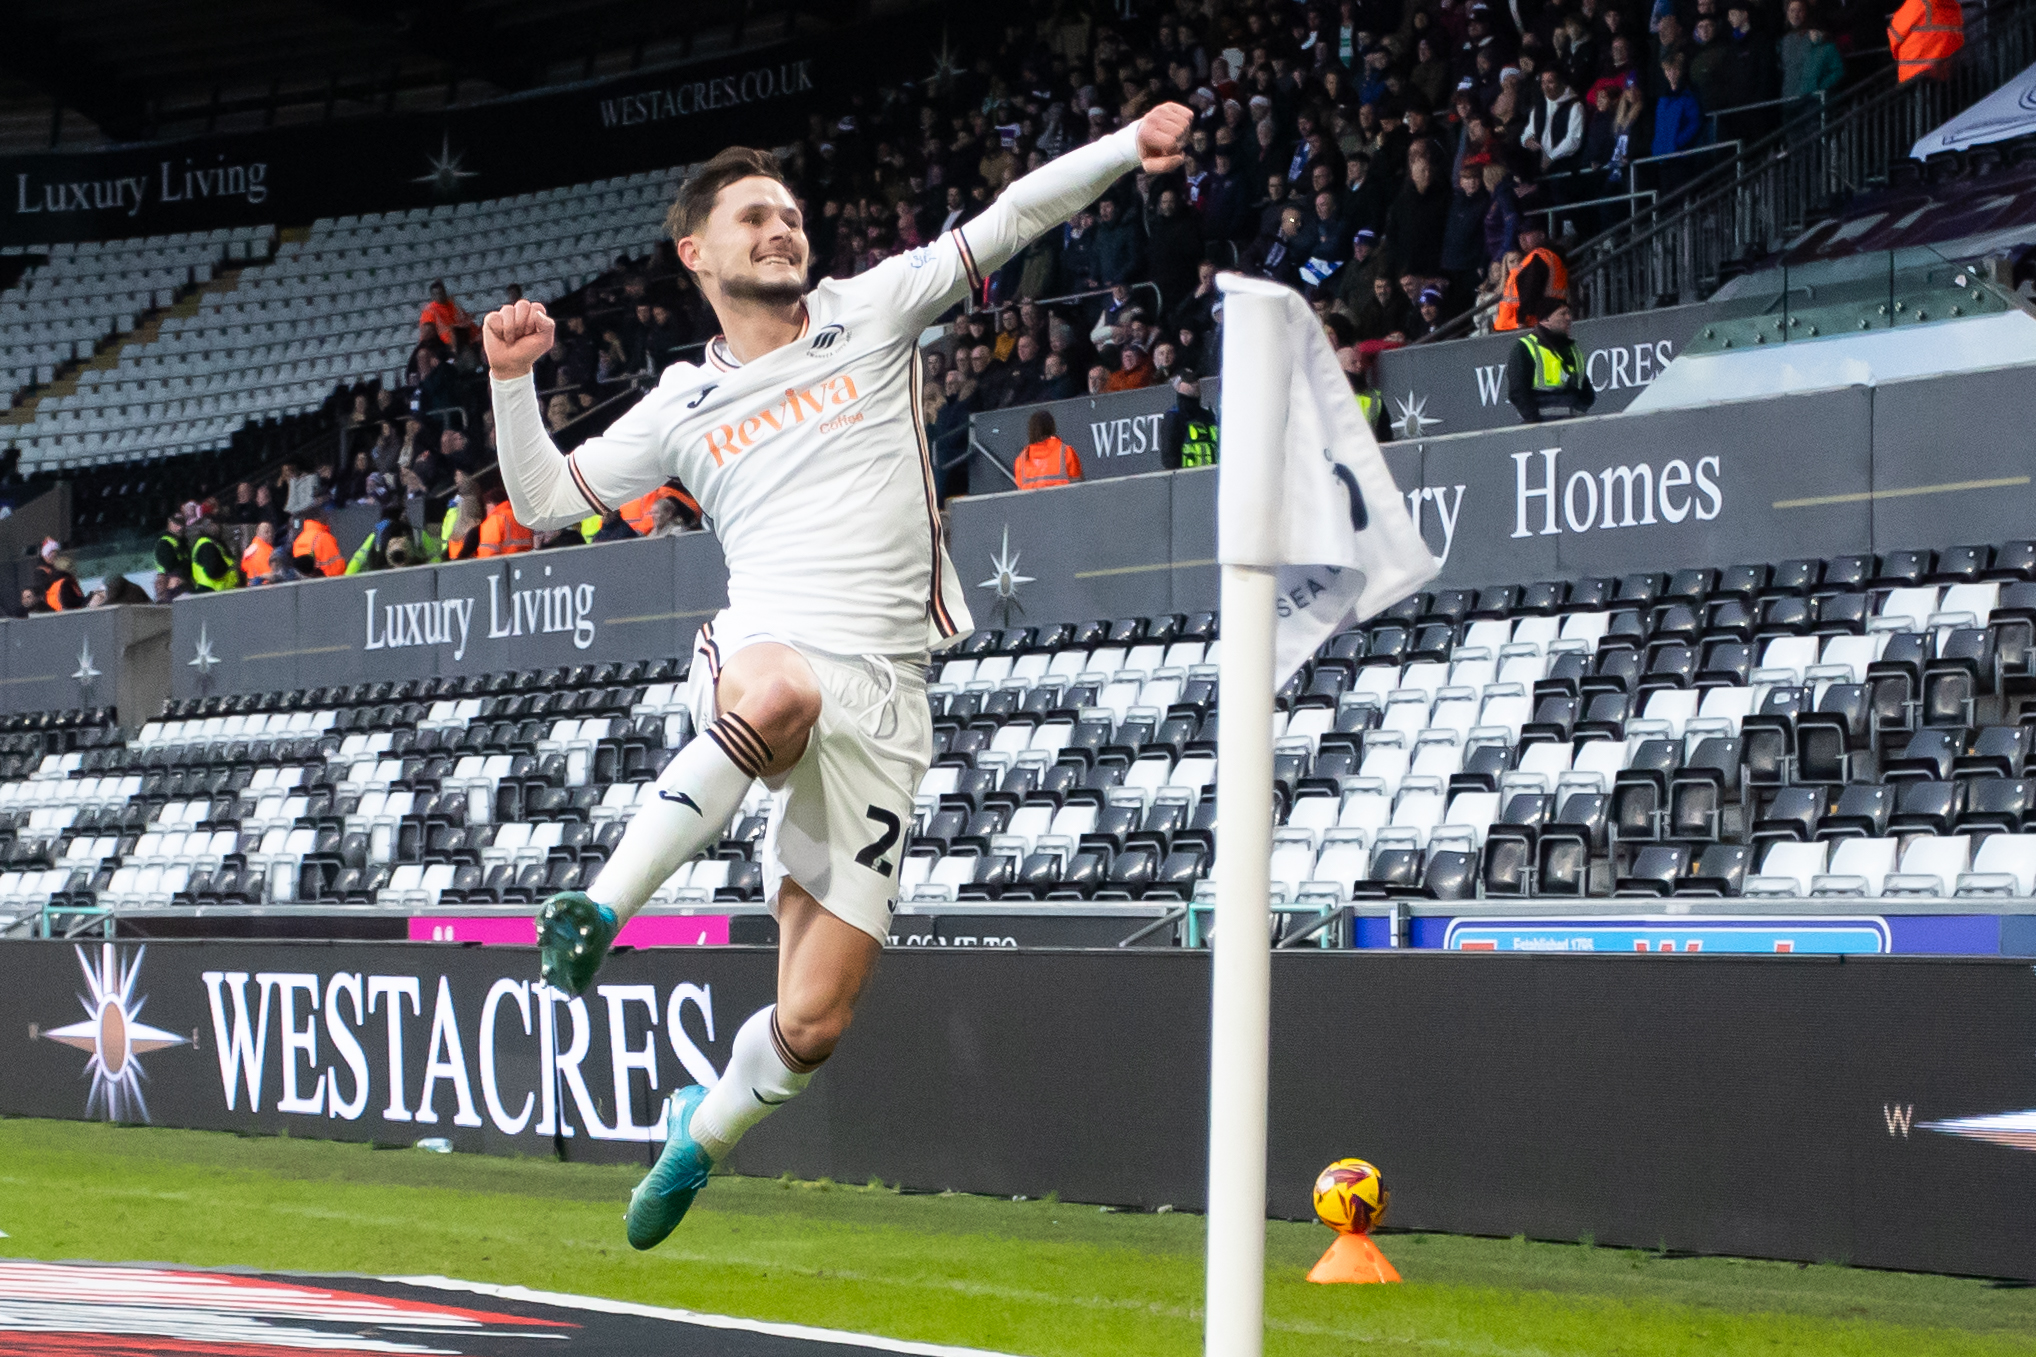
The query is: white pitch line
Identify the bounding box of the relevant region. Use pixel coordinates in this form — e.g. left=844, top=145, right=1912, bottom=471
left=385, top=1275, right=1022, bottom=1357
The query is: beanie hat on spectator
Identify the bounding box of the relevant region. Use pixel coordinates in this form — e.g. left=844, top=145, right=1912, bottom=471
left=39, top=538, right=58, bottom=562
left=1419, top=288, right=1444, bottom=307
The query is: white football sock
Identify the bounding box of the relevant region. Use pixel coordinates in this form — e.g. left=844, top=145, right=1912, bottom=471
left=585, top=711, right=771, bottom=921
left=688, top=1005, right=820, bottom=1160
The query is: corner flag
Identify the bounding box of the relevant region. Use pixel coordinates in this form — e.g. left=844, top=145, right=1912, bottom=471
left=1215, top=274, right=1442, bottom=685
left=1201, top=274, right=1440, bottom=1357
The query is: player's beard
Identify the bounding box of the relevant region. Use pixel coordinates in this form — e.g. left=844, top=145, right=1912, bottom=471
left=721, top=270, right=806, bottom=308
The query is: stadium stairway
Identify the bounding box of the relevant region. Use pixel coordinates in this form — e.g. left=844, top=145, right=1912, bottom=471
left=11, top=544, right=2036, bottom=947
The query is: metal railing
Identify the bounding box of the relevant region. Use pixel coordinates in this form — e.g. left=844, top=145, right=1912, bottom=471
left=965, top=280, right=1164, bottom=321
left=1573, top=0, right=2036, bottom=318
left=1414, top=0, right=2036, bottom=341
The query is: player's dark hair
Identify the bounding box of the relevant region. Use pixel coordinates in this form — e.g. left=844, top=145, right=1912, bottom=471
left=667, top=147, right=787, bottom=245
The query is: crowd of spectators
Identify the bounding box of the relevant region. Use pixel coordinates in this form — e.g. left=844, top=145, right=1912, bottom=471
left=80, top=0, right=1889, bottom=580
left=739, top=0, right=1876, bottom=437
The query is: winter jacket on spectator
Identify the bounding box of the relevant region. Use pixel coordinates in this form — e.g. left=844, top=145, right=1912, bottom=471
left=1057, top=218, right=1101, bottom=293
left=1199, top=165, right=1247, bottom=241
left=1781, top=30, right=1844, bottom=98
left=1015, top=234, right=1060, bottom=301
left=1440, top=181, right=1494, bottom=274
left=1093, top=204, right=1148, bottom=285
left=1524, top=85, right=1586, bottom=173
left=1244, top=212, right=1307, bottom=288
left=1483, top=173, right=1523, bottom=260
left=1651, top=86, right=1703, bottom=156
left=1147, top=196, right=1207, bottom=310
left=1382, top=162, right=1451, bottom=277
left=1338, top=161, right=1392, bottom=242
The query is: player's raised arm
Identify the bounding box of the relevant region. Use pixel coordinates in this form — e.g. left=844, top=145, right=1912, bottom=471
left=484, top=299, right=670, bottom=529
left=860, top=102, right=1193, bottom=332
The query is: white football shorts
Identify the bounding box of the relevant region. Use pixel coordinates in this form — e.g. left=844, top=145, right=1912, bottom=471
left=687, top=614, right=931, bottom=944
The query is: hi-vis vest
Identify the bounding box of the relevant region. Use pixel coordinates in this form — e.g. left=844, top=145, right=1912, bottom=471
left=1353, top=392, right=1382, bottom=431
left=293, top=520, right=345, bottom=576
left=1495, top=247, right=1569, bottom=331
left=190, top=536, right=241, bottom=591
left=477, top=502, right=534, bottom=556
left=1179, top=418, right=1219, bottom=467
left=1014, top=436, right=1081, bottom=489
left=1518, top=332, right=1587, bottom=415
left=1889, top=0, right=1963, bottom=81
left=158, top=532, right=189, bottom=572
left=44, top=577, right=73, bottom=611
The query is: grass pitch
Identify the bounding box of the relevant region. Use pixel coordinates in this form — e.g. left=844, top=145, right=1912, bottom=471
left=2, top=1118, right=2032, bottom=1356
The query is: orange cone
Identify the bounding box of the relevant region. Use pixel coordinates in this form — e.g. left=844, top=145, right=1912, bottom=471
left=1307, top=1230, right=1402, bottom=1284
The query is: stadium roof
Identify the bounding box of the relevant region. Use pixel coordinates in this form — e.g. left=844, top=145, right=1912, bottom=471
left=0, top=0, right=847, bottom=152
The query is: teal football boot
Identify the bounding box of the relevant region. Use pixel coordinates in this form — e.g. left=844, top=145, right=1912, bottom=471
left=627, top=1084, right=715, bottom=1250
left=536, top=891, right=616, bottom=997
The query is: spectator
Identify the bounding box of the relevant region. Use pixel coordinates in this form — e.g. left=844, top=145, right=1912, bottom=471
left=589, top=510, right=638, bottom=544
left=1714, top=2, right=1780, bottom=142
left=1038, top=352, right=1079, bottom=401
left=226, top=481, right=260, bottom=525
left=1245, top=204, right=1308, bottom=287
left=1496, top=225, right=1567, bottom=330
left=417, top=280, right=477, bottom=348
left=250, top=482, right=287, bottom=533
left=1353, top=273, right=1413, bottom=340
left=91, top=575, right=152, bottom=607
left=240, top=521, right=278, bottom=584
left=1440, top=164, right=1493, bottom=303
left=1781, top=1, right=1845, bottom=122
left=345, top=498, right=415, bottom=574
left=1093, top=197, right=1147, bottom=286
left=154, top=512, right=189, bottom=581
left=645, top=495, right=699, bottom=537
left=1013, top=410, right=1084, bottom=489
left=1148, top=188, right=1206, bottom=310
left=1086, top=364, right=1110, bottom=394
left=279, top=460, right=325, bottom=516
left=1383, top=157, right=1451, bottom=278
left=1407, top=287, right=1446, bottom=340
left=1160, top=371, right=1219, bottom=469
left=1522, top=68, right=1586, bottom=185
left=437, top=474, right=487, bottom=561
left=291, top=507, right=347, bottom=578
left=1506, top=299, right=1597, bottom=422
left=33, top=540, right=87, bottom=611
left=1104, top=343, right=1157, bottom=392
left=186, top=520, right=240, bottom=592
left=1651, top=55, right=1705, bottom=188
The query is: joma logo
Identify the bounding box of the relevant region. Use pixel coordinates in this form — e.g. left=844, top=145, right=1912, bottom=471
left=703, top=375, right=860, bottom=465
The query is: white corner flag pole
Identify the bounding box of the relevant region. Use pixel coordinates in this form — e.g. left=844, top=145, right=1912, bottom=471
left=1204, top=278, right=1287, bottom=1357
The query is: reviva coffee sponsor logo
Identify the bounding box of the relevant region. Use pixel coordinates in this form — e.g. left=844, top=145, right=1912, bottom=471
left=201, top=968, right=722, bottom=1142
left=703, top=375, right=860, bottom=466
left=1511, top=447, right=1721, bottom=538
left=363, top=564, right=597, bottom=662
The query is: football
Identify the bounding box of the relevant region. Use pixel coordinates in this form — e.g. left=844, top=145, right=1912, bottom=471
left=1313, top=1158, right=1390, bottom=1235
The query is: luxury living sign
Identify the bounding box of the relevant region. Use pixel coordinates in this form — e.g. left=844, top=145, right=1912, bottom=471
left=14, top=155, right=269, bottom=221
left=363, top=567, right=600, bottom=662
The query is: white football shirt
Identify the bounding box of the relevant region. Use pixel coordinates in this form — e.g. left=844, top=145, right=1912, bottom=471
left=492, top=123, right=1144, bottom=658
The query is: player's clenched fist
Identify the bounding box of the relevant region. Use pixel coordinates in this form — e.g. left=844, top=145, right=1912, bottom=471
left=1136, top=103, right=1194, bottom=174
left=483, top=299, right=556, bottom=380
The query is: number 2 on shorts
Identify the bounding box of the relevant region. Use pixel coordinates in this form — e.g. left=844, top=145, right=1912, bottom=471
left=855, top=805, right=901, bottom=877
